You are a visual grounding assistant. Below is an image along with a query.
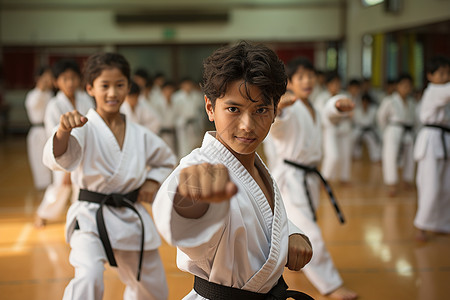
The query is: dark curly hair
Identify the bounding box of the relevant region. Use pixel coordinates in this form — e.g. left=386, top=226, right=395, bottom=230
left=200, top=41, right=287, bottom=113
left=83, top=52, right=130, bottom=87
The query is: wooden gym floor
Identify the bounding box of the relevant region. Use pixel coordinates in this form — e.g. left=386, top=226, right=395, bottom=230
left=0, top=135, right=449, bottom=300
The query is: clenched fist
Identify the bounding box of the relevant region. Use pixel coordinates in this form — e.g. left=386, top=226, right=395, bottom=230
left=59, top=110, right=88, bottom=132
left=286, top=234, right=313, bottom=271
left=174, top=163, right=238, bottom=219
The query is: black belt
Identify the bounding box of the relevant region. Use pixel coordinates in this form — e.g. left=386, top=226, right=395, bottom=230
left=194, top=276, right=314, bottom=300
left=159, top=127, right=176, bottom=135
left=391, top=122, right=414, bottom=163
left=424, top=124, right=450, bottom=160
left=32, top=123, right=44, bottom=127
left=356, top=126, right=380, bottom=145
left=284, top=160, right=345, bottom=224
left=78, top=188, right=144, bottom=281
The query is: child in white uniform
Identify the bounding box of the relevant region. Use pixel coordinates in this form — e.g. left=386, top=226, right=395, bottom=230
left=153, top=42, right=313, bottom=300
left=25, top=66, right=54, bottom=190
left=120, top=81, right=160, bottom=134
left=266, top=57, right=357, bottom=299
left=43, top=53, right=176, bottom=300
left=414, top=56, right=450, bottom=241
left=352, top=93, right=381, bottom=162
left=377, top=74, right=417, bottom=196
left=173, top=77, right=205, bottom=157
left=35, top=59, right=95, bottom=227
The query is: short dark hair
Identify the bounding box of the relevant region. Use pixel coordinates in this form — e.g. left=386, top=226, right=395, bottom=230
left=201, top=41, right=287, bottom=112
left=129, top=81, right=140, bottom=95
left=325, top=71, right=341, bottom=84
left=285, top=57, right=314, bottom=81
left=396, top=73, right=413, bottom=84
left=36, top=66, right=51, bottom=77
left=426, top=56, right=449, bottom=74
left=361, top=93, right=373, bottom=103
left=83, top=53, right=130, bottom=86
left=134, top=68, right=153, bottom=87
left=52, top=59, right=81, bottom=79
left=348, top=78, right=361, bottom=87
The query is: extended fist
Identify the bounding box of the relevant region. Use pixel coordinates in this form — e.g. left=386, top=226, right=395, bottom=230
left=277, top=90, right=297, bottom=112
left=335, top=98, right=355, bottom=112
left=178, top=163, right=238, bottom=203
left=59, top=110, right=88, bottom=132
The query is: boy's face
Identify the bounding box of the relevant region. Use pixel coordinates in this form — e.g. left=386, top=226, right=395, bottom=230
left=205, top=80, right=275, bottom=156
left=126, top=93, right=139, bottom=107
left=327, top=78, right=341, bottom=96
left=347, top=85, right=361, bottom=98
left=55, top=69, right=80, bottom=99
left=133, top=75, right=147, bottom=90
left=86, top=67, right=129, bottom=116
left=288, top=66, right=315, bottom=100
left=396, top=79, right=412, bottom=98
left=427, top=66, right=449, bottom=84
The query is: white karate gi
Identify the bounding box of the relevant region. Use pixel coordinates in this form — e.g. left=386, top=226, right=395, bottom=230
left=120, top=98, right=161, bottom=134
left=266, top=100, right=343, bottom=295
left=43, top=108, right=176, bottom=300
left=377, top=92, right=417, bottom=185
left=153, top=132, right=304, bottom=299
left=37, top=90, right=95, bottom=220
left=352, top=104, right=381, bottom=162
left=173, top=89, right=205, bottom=158
left=414, top=82, right=450, bottom=233
left=153, top=94, right=179, bottom=158
left=313, top=90, right=331, bottom=113
left=321, top=95, right=354, bottom=182
left=25, top=88, right=52, bottom=190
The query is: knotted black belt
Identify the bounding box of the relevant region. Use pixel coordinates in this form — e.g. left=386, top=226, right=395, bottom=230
left=194, top=276, right=314, bottom=300
left=424, top=124, right=450, bottom=160
left=78, top=188, right=144, bottom=281
left=356, top=126, right=380, bottom=145
left=391, top=122, right=414, bottom=163
left=284, top=160, right=345, bottom=224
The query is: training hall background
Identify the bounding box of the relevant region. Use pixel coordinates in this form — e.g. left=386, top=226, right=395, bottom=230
left=0, top=0, right=449, bottom=299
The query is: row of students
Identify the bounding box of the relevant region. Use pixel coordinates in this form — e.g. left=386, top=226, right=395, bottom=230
left=28, top=60, right=95, bottom=227
left=41, top=44, right=317, bottom=300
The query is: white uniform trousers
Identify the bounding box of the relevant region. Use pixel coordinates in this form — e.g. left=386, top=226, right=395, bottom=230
left=281, top=172, right=343, bottom=294
left=63, top=230, right=168, bottom=300
left=322, top=129, right=352, bottom=182
left=27, top=126, right=51, bottom=190
left=352, top=130, right=381, bottom=162
left=37, top=171, right=73, bottom=220
left=414, top=152, right=450, bottom=233
left=382, top=136, right=415, bottom=185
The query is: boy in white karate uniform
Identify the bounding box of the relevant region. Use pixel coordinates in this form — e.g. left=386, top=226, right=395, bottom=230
left=25, top=66, right=54, bottom=190
left=352, top=93, right=381, bottom=162
left=414, top=56, right=450, bottom=241
left=173, top=77, right=205, bottom=158
left=120, top=81, right=160, bottom=134
left=35, top=59, right=95, bottom=227
left=43, top=53, right=176, bottom=300
left=320, top=74, right=354, bottom=184
left=377, top=74, right=417, bottom=196
left=153, top=41, right=314, bottom=300
left=266, top=57, right=357, bottom=299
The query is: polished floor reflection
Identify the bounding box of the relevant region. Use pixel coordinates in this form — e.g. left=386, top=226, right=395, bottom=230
left=0, top=136, right=449, bottom=300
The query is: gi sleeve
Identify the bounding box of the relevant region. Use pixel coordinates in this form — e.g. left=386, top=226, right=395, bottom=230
left=144, top=130, right=177, bottom=183
left=323, top=94, right=353, bottom=125
left=153, top=163, right=230, bottom=261
left=42, top=127, right=85, bottom=172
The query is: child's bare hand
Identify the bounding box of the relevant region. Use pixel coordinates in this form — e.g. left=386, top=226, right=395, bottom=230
left=59, top=110, right=88, bottom=132
left=178, top=163, right=238, bottom=203
left=335, top=98, right=355, bottom=112
left=286, top=234, right=313, bottom=271
left=138, top=180, right=160, bottom=203
left=277, top=91, right=297, bottom=112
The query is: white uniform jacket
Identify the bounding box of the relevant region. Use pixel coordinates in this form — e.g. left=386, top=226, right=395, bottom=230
left=120, top=98, right=161, bottom=134
left=43, top=108, right=177, bottom=250
left=25, top=88, right=53, bottom=189
left=414, top=83, right=450, bottom=160
left=153, top=132, right=303, bottom=299
left=44, top=90, right=95, bottom=137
